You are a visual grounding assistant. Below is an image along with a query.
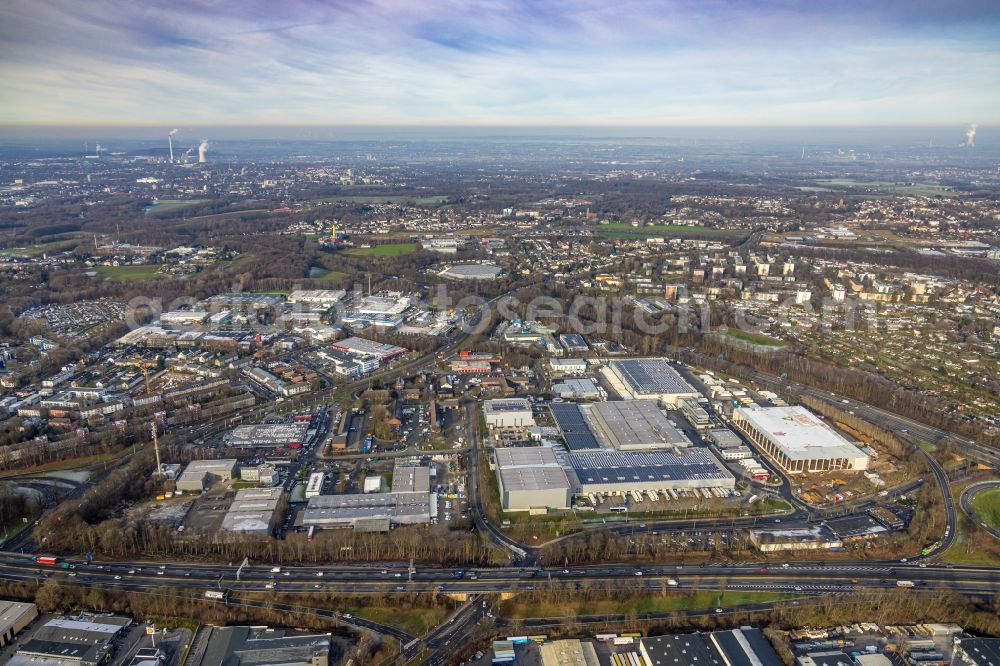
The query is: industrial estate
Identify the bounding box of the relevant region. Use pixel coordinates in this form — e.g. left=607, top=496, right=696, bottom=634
left=1, top=7, right=1000, bottom=662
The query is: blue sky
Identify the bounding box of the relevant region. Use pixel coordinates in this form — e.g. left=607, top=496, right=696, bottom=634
left=1, top=0, right=998, bottom=125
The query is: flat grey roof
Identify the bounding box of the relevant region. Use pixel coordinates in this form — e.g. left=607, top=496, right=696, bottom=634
left=495, top=446, right=560, bottom=468
left=499, top=466, right=571, bottom=493
left=708, top=428, right=744, bottom=448
left=227, top=423, right=309, bottom=445
left=588, top=400, right=691, bottom=449
left=495, top=446, right=570, bottom=492
left=0, top=600, right=35, bottom=631
left=390, top=465, right=431, bottom=493
left=302, top=492, right=432, bottom=523
left=554, top=378, right=601, bottom=396
left=183, top=459, right=238, bottom=472
left=440, top=263, right=502, bottom=278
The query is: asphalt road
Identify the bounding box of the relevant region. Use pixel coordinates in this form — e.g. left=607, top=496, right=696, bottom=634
left=2, top=554, right=998, bottom=598
left=463, top=398, right=529, bottom=562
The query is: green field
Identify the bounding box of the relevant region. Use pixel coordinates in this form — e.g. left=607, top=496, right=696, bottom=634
left=148, top=198, right=210, bottom=215
left=308, top=267, right=349, bottom=280
left=971, top=488, right=1000, bottom=532
left=346, top=604, right=451, bottom=635
left=813, top=179, right=956, bottom=197
left=316, top=195, right=448, bottom=205
left=94, top=264, right=161, bottom=281
left=723, top=327, right=784, bottom=347
left=342, top=242, right=417, bottom=257
left=936, top=485, right=1000, bottom=566
left=597, top=223, right=745, bottom=239
left=0, top=239, right=79, bottom=257
left=502, top=590, right=796, bottom=620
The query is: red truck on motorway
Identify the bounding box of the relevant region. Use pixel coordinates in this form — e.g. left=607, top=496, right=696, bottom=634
left=33, top=556, right=71, bottom=569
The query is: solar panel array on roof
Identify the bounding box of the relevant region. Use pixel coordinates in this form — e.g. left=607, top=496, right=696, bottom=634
left=612, top=358, right=696, bottom=395
left=570, top=449, right=732, bottom=484
left=485, top=399, right=531, bottom=412
left=550, top=403, right=602, bottom=451
left=559, top=333, right=588, bottom=350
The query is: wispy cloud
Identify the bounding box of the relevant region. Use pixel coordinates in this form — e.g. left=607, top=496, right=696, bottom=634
left=0, top=0, right=998, bottom=125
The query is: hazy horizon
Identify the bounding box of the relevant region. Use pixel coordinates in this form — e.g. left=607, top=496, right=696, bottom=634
left=2, top=1, right=999, bottom=126
left=0, top=124, right=992, bottom=142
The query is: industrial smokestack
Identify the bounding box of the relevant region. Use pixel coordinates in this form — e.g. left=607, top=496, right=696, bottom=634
left=198, top=140, right=209, bottom=163
left=964, top=123, right=977, bottom=147
left=168, top=128, right=178, bottom=162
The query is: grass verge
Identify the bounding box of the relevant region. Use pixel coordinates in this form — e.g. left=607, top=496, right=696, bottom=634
left=501, top=590, right=795, bottom=619
left=342, top=243, right=417, bottom=257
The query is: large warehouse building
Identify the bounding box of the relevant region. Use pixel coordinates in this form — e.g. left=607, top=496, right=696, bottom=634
left=301, top=493, right=432, bottom=531
left=220, top=487, right=283, bottom=535
left=589, top=400, right=692, bottom=450
left=439, top=263, right=503, bottom=280
left=484, top=398, right=535, bottom=429
left=299, top=464, right=435, bottom=531
left=176, top=459, right=238, bottom=492
left=550, top=401, right=691, bottom=451
left=190, top=626, right=332, bottom=666
left=566, top=449, right=735, bottom=495
left=494, top=446, right=571, bottom=511
left=732, top=405, right=870, bottom=473
left=331, top=336, right=408, bottom=362
left=553, top=377, right=603, bottom=400
left=0, top=601, right=37, bottom=649
left=225, top=422, right=310, bottom=449
left=10, top=613, right=132, bottom=666
left=639, top=628, right=783, bottom=666
left=602, top=358, right=700, bottom=406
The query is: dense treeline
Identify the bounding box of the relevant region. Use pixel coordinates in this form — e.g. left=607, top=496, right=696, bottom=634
left=0, top=487, right=37, bottom=533
left=44, top=517, right=507, bottom=566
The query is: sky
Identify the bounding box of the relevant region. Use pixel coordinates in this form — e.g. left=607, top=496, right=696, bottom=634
left=1, top=0, right=999, bottom=126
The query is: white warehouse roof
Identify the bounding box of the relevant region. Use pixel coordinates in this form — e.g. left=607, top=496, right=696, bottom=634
left=734, top=405, right=868, bottom=462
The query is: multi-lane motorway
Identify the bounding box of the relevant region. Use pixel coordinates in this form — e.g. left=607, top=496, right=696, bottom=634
left=5, top=552, right=998, bottom=663
left=3, top=552, right=999, bottom=597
